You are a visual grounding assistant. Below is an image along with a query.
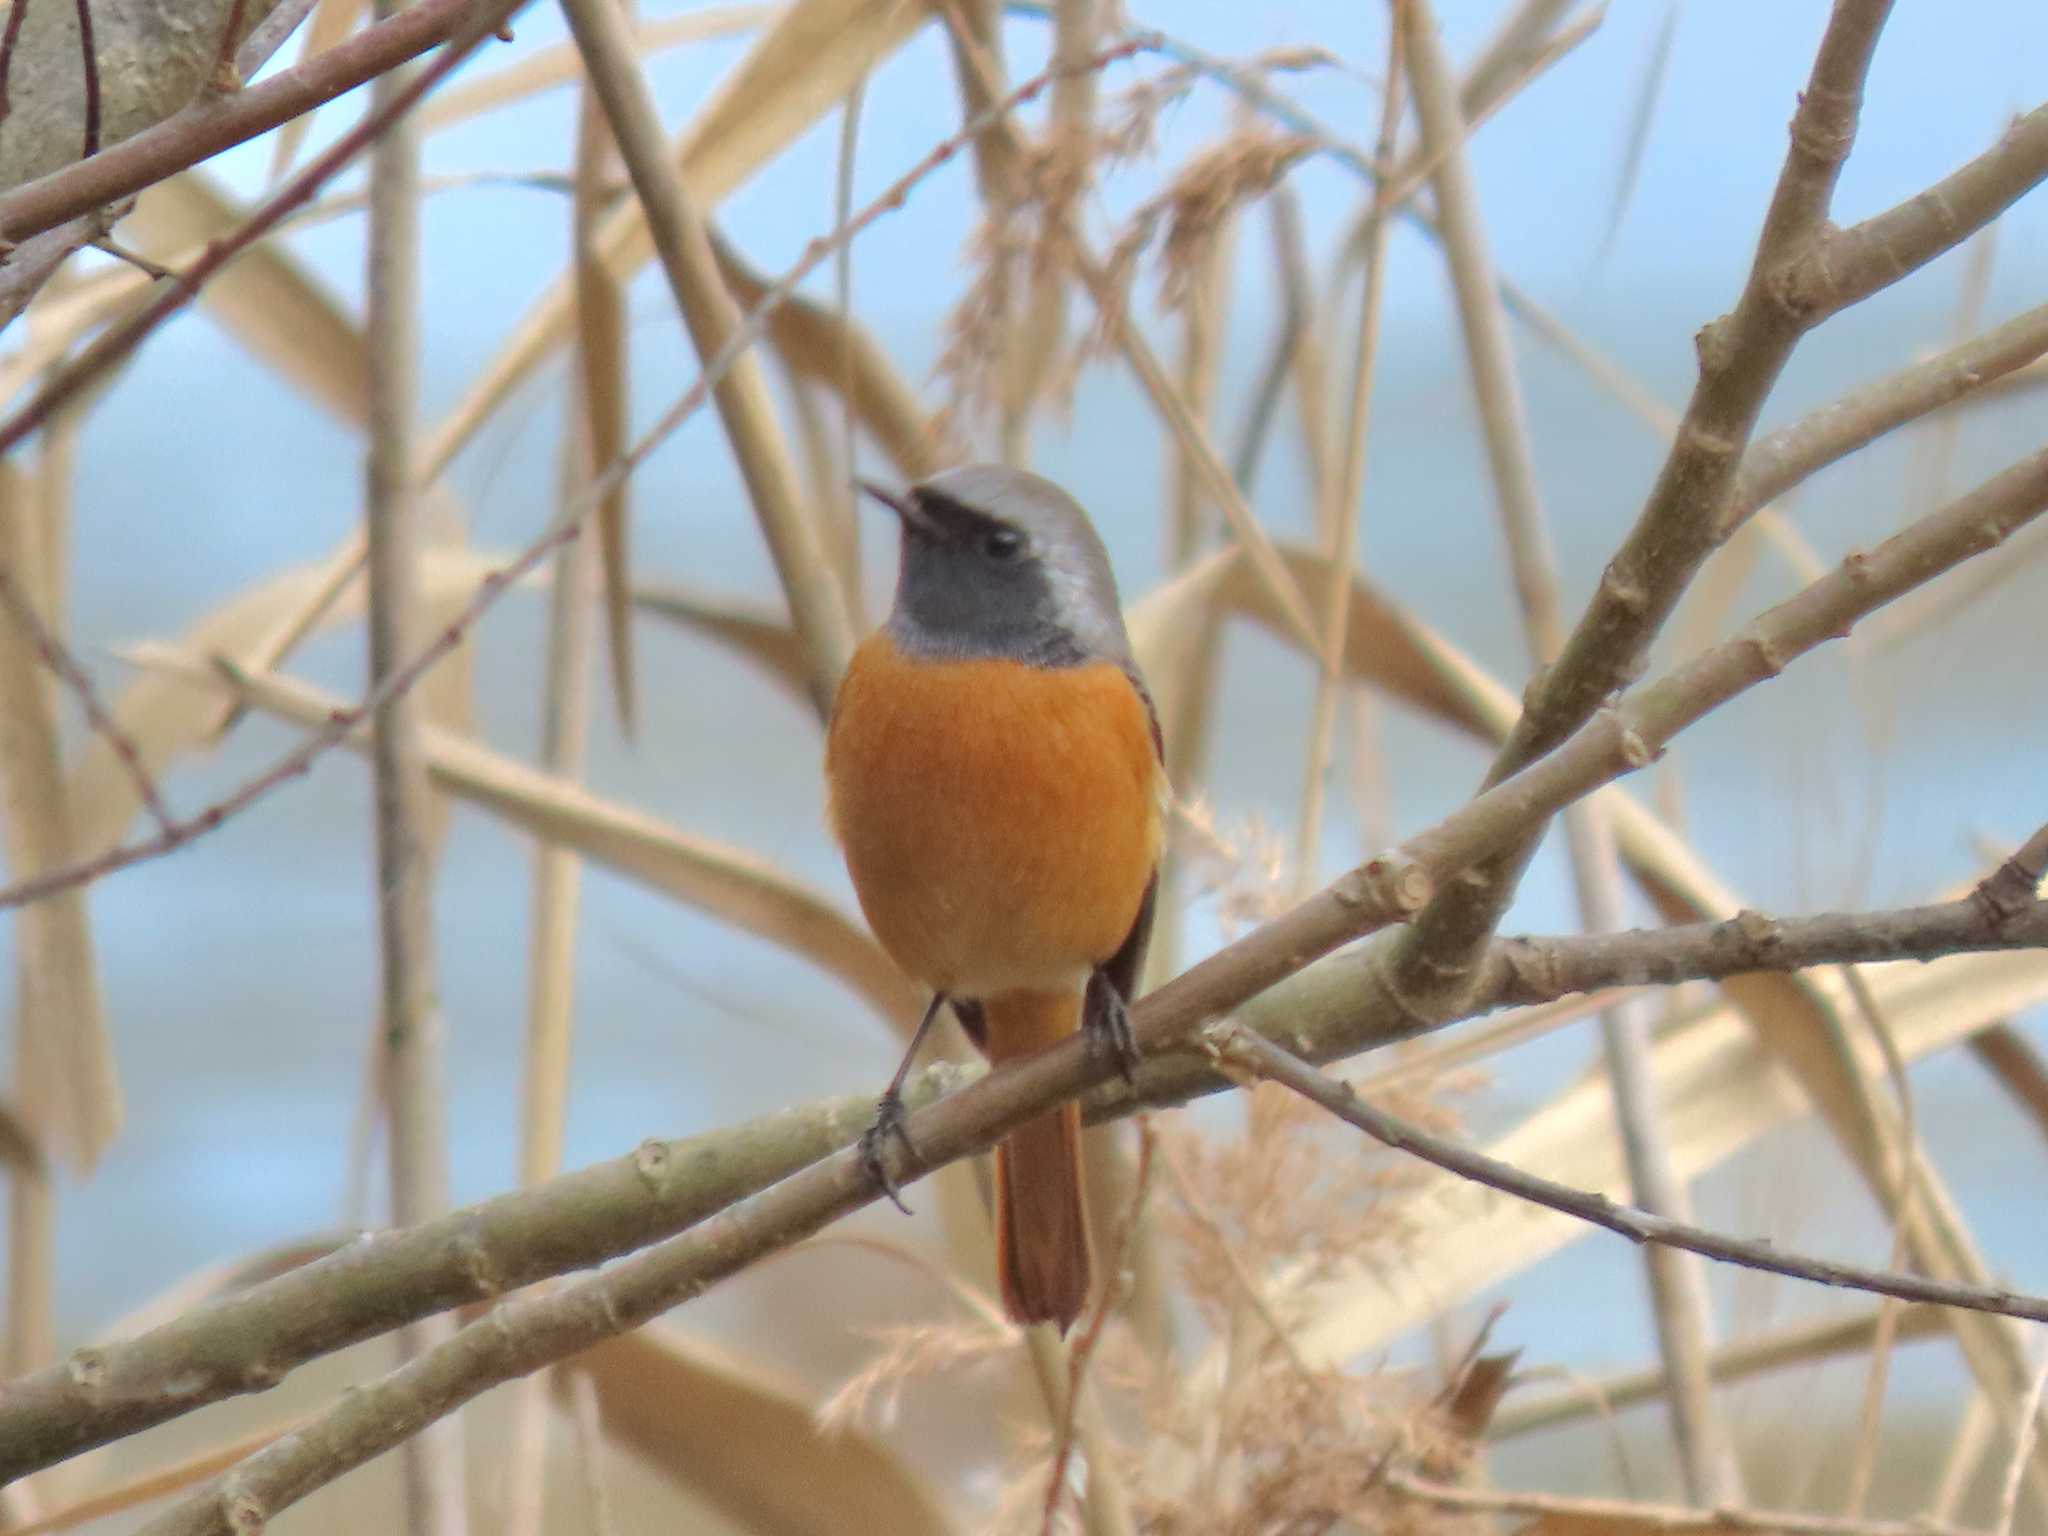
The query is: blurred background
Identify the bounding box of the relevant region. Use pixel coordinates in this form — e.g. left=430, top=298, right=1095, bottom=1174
left=9, top=0, right=2048, bottom=1528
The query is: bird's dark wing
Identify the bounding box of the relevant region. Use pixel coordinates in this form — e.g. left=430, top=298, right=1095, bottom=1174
left=1098, top=868, right=1157, bottom=1012
left=1098, top=661, right=1163, bottom=1011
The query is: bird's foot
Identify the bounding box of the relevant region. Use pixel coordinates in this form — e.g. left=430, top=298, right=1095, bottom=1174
left=858, top=1088, right=918, bottom=1214
left=1085, top=970, right=1142, bottom=1084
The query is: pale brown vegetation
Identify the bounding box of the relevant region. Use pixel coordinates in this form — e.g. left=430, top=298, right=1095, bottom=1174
left=2, top=2, right=2048, bottom=1535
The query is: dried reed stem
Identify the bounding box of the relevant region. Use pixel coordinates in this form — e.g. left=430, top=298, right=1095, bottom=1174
left=1490, top=1302, right=1947, bottom=1440
left=1292, top=13, right=1400, bottom=896
left=364, top=16, right=465, bottom=1531
left=500, top=54, right=619, bottom=1536
left=559, top=0, right=855, bottom=712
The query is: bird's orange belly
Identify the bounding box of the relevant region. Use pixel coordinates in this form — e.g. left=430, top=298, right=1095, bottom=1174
left=826, top=634, right=1164, bottom=999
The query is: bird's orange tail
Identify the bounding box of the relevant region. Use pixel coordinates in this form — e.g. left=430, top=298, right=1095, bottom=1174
left=994, top=1102, right=1089, bottom=1332
left=986, top=990, right=1092, bottom=1334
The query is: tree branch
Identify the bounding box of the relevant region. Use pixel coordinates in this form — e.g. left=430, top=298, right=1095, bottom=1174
left=0, top=0, right=481, bottom=246
left=5, top=872, right=2045, bottom=1484
left=1213, top=1022, right=2048, bottom=1326
left=1383, top=0, right=1898, bottom=1014
left=1785, top=101, right=2048, bottom=320
left=1729, top=298, right=2048, bottom=530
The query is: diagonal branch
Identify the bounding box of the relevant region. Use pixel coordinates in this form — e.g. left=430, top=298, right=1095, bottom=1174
left=0, top=0, right=484, bottom=246
left=1211, top=1023, right=2048, bottom=1329
left=1386, top=0, right=1899, bottom=1016
left=4, top=879, right=2046, bottom=1485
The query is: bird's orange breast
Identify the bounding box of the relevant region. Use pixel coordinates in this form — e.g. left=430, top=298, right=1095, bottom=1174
left=825, top=632, right=1164, bottom=999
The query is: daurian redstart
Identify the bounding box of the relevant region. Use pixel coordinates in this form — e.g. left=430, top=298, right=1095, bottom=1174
left=825, top=465, right=1165, bottom=1333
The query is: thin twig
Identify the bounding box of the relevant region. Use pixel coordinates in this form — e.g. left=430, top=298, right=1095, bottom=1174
left=0, top=0, right=521, bottom=454
left=1211, top=1022, right=2048, bottom=1326
left=0, top=557, right=171, bottom=834
left=208, top=0, right=248, bottom=90
left=0, top=0, right=488, bottom=245
left=1384, top=1471, right=1973, bottom=1536
left=0, top=0, right=30, bottom=123
left=70, top=0, right=97, bottom=159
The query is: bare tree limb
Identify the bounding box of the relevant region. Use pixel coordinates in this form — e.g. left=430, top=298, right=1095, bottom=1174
left=1730, top=299, right=2048, bottom=530
left=1212, top=1023, right=2048, bottom=1329
left=1386, top=0, right=1898, bottom=1015
left=0, top=0, right=480, bottom=245
left=4, top=871, right=2046, bottom=1485
left=1785, top=101, right=2048, bottom=320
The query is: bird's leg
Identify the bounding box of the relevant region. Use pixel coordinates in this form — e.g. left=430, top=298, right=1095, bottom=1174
left=1084, top=968, right=1141, bottom=1084
left=860, top=992, right=950, bottom=1213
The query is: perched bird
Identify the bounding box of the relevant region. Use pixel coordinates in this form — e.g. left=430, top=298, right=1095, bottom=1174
left=825, top=465, right=1165, bottom=1333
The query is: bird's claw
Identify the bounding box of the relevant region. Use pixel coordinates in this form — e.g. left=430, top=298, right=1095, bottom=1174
left=1086, top=971, right=1142, bottom=1085
left=859, top=1089, right=918, bottom=1214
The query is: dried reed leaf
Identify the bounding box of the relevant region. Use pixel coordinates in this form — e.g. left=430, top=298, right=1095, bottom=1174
left=570, top=113, right=634, bottom=733
left=0, top=265, right=152, bottom=408
left=417, top=5, right=773, bottom=133
left=571, top=1322, right=958, bottom=1536
left=263, top=0, right=370, bottom=185
left=1292, top=948, right=2048, bottom=1365
left=412, top=497, right=480, bottom=858
left=123, top=175, right=369, bottom=426
left=422, top=0, right=928, bottom=480
left=712, top=232, right=948, bottom=478
left=1126, top=543, right=1496, bottom=743
left=1443, top=1351, right=1519, bottom=1442
left=70, top=541, right=503, bottom=856
left=0, top=466, right=118, bottom=1170
left=1596, top=1, right=1681, bottom=258
left=632, top=582, right=813, bottom=704
left=123, top=647, right=921, bottom=1028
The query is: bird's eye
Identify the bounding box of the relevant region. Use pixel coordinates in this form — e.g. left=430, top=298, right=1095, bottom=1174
left=982, top=526, right=1024, bottom=561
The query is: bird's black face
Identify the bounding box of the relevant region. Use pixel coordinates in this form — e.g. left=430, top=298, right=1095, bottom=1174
left=865, top=482, right=1085, bottom=667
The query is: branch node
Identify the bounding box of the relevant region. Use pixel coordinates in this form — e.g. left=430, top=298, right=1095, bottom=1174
left=1744, top=629, right=1791, bottom=678
left=631, top=1137, right=671, bottom=1195
left=1693, top=313, right=1739, bottom=374
left=223, top=1482, right=268, bottom=1535
left=454, top=1231, right=502, bottom=1299
left=1608, top=711, right=1654, bottom=771
left=1729, top=908, right=1783, bottom=952
left=1596, top=564, right=1648, bottom=617
left=65, top=1346, right=106, bottom=1397
left=1343, top=853, right=1434, bottom=918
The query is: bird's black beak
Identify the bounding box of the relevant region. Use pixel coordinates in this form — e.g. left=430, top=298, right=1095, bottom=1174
left=855, top=479, right=942, bottom=538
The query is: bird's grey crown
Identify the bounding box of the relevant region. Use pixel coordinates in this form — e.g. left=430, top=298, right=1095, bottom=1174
left=885, top=464, right=1136, bottom=670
